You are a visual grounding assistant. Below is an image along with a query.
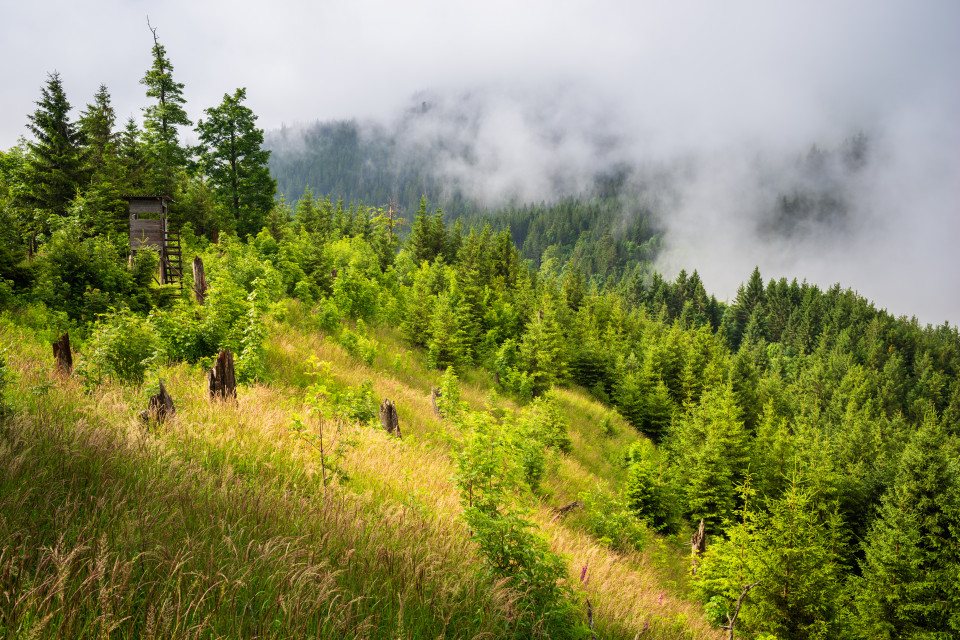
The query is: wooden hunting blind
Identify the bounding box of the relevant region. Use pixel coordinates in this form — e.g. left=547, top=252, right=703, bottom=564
left=125, top=195, right=183, bottom=287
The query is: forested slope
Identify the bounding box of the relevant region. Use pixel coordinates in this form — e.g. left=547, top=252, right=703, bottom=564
left=2, top=37, right=959, bottom=639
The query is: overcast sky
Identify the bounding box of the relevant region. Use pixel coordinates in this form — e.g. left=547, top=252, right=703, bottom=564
left=3, top=1, right=959, bottom=323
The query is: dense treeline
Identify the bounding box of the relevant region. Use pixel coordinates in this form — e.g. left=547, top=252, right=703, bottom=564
left=2, top=34, right=959, bottom=639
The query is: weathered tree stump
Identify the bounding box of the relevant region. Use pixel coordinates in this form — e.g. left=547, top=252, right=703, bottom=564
left=52, top=332, right=73, bottom=377
left=192, top=255, right=207, bottom=305
left=140, top=381, right=176, bottom=423
left=379, top=399, right=401, bottom=438
left=430, top=387, right=441, bottom=417
left=691, top=518, right=707, bottom=575
left=207, top=349, right=237, bottom=400
left=551, top=500, right=583, bottom=522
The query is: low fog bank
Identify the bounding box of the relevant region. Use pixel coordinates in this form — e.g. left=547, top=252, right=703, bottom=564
left=270, top=82, right=959, bottom=325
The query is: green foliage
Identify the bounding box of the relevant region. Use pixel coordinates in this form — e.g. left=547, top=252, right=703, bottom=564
left=453, top=410, right=582, bottom=638
left=624, top=439, right=679, bottom=532
left=435, top=366, right=465, bottom=421
left=195, top=88, right=277, bottom=237
left=855, top=420, right=960, bottom=637
left=337, top=323, right=377, bottom=365
left=288, top=359, right=378, bottom=486
left=76, top=309, right=158, bottom=385
left=696, top=475, right=847, bottom=639
left=140, top=27, right=192, bottom=195
left=33, top=227, right=141, bottom=322
left=666, top=385, right=750, bottom=532
left=576, top=488, right=652, bottom=552
left=516, top=393, right=572, bottom=454
left=235, top=282, right=268, bottom=383
left=23, top=71, right=84, bottom=224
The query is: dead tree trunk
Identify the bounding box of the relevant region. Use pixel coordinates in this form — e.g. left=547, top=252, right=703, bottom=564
left=430, top=387, right=441, bottom=417
left=207, top=349, right=237, bottom=400
left=379, top=399, right=401, bottom=438
left=52, top=332, right=73, bottom=377
left=586, top=598, right=597, bottom=640
left=141, top=381, right=176, bottom=423
left=722, top=581, right=762, bottom=640
left=192, top=255, right=207, bottom=305
left=691, top=519, right=707, bottom=575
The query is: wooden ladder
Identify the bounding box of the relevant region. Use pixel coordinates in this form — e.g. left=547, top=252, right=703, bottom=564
left=163, top=230, right=184, bottom=289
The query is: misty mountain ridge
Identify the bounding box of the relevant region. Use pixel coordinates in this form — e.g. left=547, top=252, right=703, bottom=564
left=265, top=89, right=874, bottom=273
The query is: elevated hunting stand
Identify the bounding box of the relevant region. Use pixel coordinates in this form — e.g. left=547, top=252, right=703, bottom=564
left=125, top=195, right=183, bottom=288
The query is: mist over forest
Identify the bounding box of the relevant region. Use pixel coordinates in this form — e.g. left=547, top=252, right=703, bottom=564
left=265, top=85, right=958, bottom=324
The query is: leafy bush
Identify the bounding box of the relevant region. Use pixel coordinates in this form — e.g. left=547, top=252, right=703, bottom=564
left=454, top=410, right=583, bottom=638
left=33, top=228, right=137, bottom=321
left=236, top=285, right=268, bottom=384
left=77, top=310, right=158, bottom=385
left=337, top=323, right=377, bottom=365
left=517, top=393, right=572, bottom=454
left=575, top=488, right=652, bottom=553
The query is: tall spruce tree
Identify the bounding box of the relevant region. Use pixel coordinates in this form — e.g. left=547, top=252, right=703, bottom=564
left=855, top=420, right=960, bottom=636
left=140, top=23, right=191, bottom=196
left=77, top=85, right=127, bottom=237
left=24, top=71, right=84, bottom=227
left=195, top=87, right=276, bottom=237
left=78, top=84, right=117, bottom=182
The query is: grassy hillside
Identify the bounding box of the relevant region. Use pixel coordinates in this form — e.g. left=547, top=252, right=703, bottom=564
left=0, top=307, right=721, bottom=639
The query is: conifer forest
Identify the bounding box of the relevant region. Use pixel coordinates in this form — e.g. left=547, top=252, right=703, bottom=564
left=1, top=20, right=959, bottom=640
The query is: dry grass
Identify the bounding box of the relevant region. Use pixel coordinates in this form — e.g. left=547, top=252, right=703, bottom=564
left=0, top=314, right=722, bottom=639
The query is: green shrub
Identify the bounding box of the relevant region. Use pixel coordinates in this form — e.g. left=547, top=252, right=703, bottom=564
left=338, top=323, right=377, bottom=365
left=454, top=411, right=583, bottom=638
left=34, top=228, right=135, bottom=322
left=78, top=310, right=158, bottom=385
left=314, top=298, right=342, bottom=334
left=623, top=440, right=679, bottom=533
left=518, top=393, right=572, bottom=454
left=576, top=488, right=652, bottom=553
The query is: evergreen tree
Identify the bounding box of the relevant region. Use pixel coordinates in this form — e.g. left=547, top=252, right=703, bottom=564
left=77, top=85, right=127, bottom=237
left=24, top=71, right=84, bottom=227
left=195, top=87, right=277, bottom=237
left=668, top=385, right=750, bottom=532
left=855, top=420, right=960, bottom=636
left=117, top=117, right=147, bottom=193
left=407, top=196, right=434, bottom=264
left=697, top=474, right=847, bottom=639
left=140, top=23, right=191, bottom=195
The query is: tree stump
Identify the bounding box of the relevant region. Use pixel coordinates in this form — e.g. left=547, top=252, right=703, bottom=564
left=52, top=332, right=73, bottom=377
left=141, top=380, right=176, bottom=423
left=551, top=500, right=583, bottom=522
left=192, top=255, right=207, bottom=305
left=691, top=518, right=707, bottom=575
left=379, top=399, right=401, bottom=438
left=430, top=387, right=441, bottom=417
left=207, top=349, right=237, bottom=400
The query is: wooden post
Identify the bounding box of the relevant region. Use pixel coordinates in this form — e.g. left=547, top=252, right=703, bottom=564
left=379, top=399, right=401, bottom=438
left=52, top=332, right=73, bottom=376
left=192, top=255, right=207, bottom=304
left=207, top=349, right=237, bottom=400
left=430, top=387, right=441, bottom=417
